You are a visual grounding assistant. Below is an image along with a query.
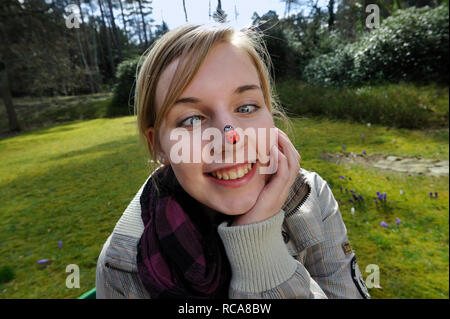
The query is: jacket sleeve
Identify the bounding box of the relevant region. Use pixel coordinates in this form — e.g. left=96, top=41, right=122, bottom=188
left=302, top=173, right=370, bottom=299
left=95, top=235, right=128, bottom=299
left=217, top=210, right=327, bottom=299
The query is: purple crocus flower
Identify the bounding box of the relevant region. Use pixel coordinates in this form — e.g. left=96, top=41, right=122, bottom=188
left=350, top=189, right=355, bottom=193
left=358, top=194, right=364, bottom=201
left=37, top=259, right=49, bottom=264
left=58, top=241, right=62, bottom=249
left=339, top=175, right=346, bottom=180
left=352, top=194, right=359, bottom=201
left=380, top=221, right=390, bottom=228
left=435, top=192, right=438, bottom=198
left=339, top=186, right=343, bottom=193
left=377, top=193, right=383, bottom=201
left=375, top=199, right=378, bottom=205
left=429, top=192, right=433, bottom=198
left=362, top=150, right=367, bottom=155
left=342, top=145, right=347, bottom=150
left=396, top=217, right=401, bottom=226
left=338, top=199, right=342, bottom=205
left=349, top=199, right=355, bottom=204
left=383, top=193, right=387, bottom=202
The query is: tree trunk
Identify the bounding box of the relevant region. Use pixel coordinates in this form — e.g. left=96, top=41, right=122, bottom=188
left=0, top=60, right=21, bottom=132
left=98, top=0, right=115, bottom=76
left=76, top=29, right=96, bottom=93
left=183, top=0, right=188, bottom=22
left=135, top=15, right=143, bottom=46
left=137, top=0, right=148, bottom=46
left=118, top=0, right=129, bottom=43
left=209, top=0, right=211, bottom=20
left=328, top=0, right=335, bottom=30
left=75, top=0, right=98, bottom=93
left=88, top=2, right=101, bottom=75
left=106, top=0, right=123, bottom=61
left=72, top=2, right=96, bottom=92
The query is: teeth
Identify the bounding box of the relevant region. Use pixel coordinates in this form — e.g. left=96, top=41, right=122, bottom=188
left=209, top=163, right=254, bottom=181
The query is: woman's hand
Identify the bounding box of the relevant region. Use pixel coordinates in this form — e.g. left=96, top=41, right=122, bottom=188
left=232, top=128, right=301, bottom=226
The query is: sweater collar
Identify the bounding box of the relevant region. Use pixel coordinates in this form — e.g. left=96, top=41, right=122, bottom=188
left=104, top=167, right=312, bottom=272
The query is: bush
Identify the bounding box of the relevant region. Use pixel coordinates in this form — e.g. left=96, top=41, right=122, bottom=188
left=107, top=56, right=140, bottom=117
left=304, top=4, right=449, bottom=87
left=277, top=80, right=449, bottom=129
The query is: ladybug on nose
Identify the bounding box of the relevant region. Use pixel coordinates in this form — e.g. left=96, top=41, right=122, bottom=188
left=224, top=125, right=240, bottom=144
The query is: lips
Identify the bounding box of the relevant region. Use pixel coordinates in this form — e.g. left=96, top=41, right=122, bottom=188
left=208, top=163, right=254, bottom=180
left=205, top=161, right=257, bottom=189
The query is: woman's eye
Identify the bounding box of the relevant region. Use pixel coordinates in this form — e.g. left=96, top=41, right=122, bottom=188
left=236, top=104, right=259, bottom=114
left=179, top=115, right=203, bottom=127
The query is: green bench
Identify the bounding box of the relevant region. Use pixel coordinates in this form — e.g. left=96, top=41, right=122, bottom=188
left=77, top=287, right=96, bottom=299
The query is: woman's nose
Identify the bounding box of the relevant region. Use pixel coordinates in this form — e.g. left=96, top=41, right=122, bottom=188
left=224, top=125, right=240, bottom=145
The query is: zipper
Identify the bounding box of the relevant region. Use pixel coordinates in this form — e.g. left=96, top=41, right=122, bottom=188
left=286, top=180, right=312, bottom=218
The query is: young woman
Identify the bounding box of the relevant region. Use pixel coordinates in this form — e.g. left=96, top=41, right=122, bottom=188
left=96, top=23, right=371, bottom=299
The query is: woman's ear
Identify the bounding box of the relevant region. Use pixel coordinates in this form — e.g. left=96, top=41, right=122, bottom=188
left=145, top=127, right=169, bottom=165
left=145, top=127, right=155, bottom=150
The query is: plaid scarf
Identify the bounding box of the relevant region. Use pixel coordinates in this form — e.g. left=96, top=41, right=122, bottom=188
left=136, top=165, right=232, bottom=299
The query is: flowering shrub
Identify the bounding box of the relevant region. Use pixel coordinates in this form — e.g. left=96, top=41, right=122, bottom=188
left=304, top=4, right=449, bottom=87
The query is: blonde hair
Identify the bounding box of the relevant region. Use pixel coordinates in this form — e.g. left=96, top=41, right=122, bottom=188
left=134, top=23, right=291, bottom=167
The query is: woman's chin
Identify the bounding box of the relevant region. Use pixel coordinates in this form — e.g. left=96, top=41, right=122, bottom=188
left=210, top=196, right=258, bottom=216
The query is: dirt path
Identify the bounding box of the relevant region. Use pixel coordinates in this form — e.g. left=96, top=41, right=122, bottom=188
left=321, top=152, right=449, bottom=177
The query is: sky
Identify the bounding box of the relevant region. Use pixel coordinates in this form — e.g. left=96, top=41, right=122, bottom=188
left=151, top=0, right=330, bottom=30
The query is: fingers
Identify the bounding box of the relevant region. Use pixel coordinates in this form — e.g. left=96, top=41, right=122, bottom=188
left=277, top=129, right=300, bottom=173
left=263, top=128, right=300, bottom=191
left=261, top=144, right=288, bottom=195
left=278, top=129, right=300, bottom=162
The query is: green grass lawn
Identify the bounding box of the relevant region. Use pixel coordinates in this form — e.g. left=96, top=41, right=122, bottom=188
left=0, top=115, right=448, bottom=298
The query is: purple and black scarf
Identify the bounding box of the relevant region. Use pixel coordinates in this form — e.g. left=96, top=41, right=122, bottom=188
left=136, top=165, right=232, bottom=299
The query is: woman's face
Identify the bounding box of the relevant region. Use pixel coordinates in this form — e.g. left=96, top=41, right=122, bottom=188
left=150, top=42, right=275, bottom=215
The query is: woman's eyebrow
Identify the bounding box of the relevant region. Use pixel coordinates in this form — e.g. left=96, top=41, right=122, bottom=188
left=174, top=84, right=261, bottom=105
left=234, top=84, right=261, bottom=94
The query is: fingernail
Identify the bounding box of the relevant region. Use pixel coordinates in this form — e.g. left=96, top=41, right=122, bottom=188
left=271, top=144, right=278, bottom=154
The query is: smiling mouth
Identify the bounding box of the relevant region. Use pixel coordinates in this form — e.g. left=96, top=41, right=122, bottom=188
left=207, top=163, right=254, bottom=180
